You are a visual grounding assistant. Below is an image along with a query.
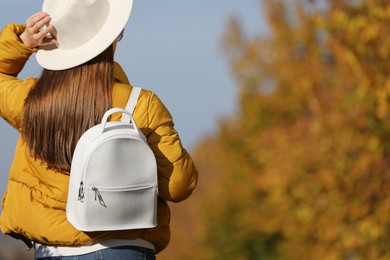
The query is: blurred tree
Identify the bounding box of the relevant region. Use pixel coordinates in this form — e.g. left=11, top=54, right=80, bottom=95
left=6, top=1, right=389, bottom=259
left=188, top=0, right=390, bottom=259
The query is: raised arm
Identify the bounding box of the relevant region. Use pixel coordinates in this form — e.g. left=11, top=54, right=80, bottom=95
left=0, top=12, right=55, bottom=129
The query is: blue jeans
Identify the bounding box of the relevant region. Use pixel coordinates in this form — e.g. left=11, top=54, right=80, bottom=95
left=36, top=246, right=156, bottom=260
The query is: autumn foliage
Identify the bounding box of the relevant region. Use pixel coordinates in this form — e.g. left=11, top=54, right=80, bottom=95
left=160, top=0, right=390, bottom=259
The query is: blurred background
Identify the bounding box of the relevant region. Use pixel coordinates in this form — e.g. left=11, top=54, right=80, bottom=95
left=2, top=0, right=390, bottom=259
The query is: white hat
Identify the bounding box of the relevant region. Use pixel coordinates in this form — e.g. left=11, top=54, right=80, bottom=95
left=36, top=0, right=133, bottom=70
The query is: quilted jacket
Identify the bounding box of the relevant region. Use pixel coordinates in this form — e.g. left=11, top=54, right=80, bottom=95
left=0, top=23, right=198, bottom=253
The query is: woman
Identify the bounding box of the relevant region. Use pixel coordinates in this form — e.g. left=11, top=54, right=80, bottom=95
left=0, top=0, right=198, bottom=259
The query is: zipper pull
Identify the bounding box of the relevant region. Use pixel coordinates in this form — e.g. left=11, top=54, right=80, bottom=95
left=92, top=187, right=107, bottom=208
left=92, top=187, right=98, bottom=201
left=78, top=181, right=85, bottom=202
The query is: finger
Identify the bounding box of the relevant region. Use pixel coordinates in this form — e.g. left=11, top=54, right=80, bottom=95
left=35, top=24, right=54, bottom=41
left=33, top=16, right=51, bottom=34
left=26, top=12, right=43, bottom=25
left=31, top=16, right=51, bottom=35
left=27, top=12, right=49, bottom=32
left=41, top=37, right=57, bottom=46
left=26, top=12, right=47, bottom=28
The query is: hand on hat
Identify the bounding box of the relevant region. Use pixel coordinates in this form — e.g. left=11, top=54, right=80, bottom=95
left=20, top=12, right=57, bottom=49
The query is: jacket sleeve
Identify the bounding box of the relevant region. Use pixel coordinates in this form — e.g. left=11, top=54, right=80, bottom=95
left=146, top=92, right=198, bottom=203
left=0, top=23, right=37, bottom=130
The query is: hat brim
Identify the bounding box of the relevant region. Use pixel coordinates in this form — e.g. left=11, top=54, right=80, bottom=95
left=36, top=0, right=133, bottom=70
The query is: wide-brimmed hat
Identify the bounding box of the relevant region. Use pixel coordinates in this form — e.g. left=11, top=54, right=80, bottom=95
left=36, top=0, right=133, bottom=70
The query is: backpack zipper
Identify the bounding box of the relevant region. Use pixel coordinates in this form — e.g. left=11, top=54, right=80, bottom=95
left=91, top=183, right=153, bottom=192
left=78, top=181, right=85, bottom=202
left=90, top=184, right=153, bottom=208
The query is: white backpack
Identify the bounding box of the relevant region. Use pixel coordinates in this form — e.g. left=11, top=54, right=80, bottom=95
left=66, top=87, right=158, bottom=231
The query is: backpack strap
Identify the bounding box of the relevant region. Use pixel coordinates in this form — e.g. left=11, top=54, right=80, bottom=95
left=121, top=87, right=142, bottom=123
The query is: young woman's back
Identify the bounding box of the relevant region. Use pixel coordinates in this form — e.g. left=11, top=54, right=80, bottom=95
left=0, top=1, right=198, bottom=259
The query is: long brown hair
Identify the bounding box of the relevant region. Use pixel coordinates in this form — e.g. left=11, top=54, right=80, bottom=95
left=22, top=45, right=114, bottom=171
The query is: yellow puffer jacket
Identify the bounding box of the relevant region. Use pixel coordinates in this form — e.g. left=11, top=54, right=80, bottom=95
left=0, top=23, right=198, bottom=254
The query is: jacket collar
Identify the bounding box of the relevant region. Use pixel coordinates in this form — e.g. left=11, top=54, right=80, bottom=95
left=113, top=62, right=130, bottom=84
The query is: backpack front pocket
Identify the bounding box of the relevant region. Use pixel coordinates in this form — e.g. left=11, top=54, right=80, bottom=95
left=85, top=183, right=157, bottom=230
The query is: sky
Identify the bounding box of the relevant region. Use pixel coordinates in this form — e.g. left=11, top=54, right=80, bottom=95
left=0, top=0, right=267, bottom=217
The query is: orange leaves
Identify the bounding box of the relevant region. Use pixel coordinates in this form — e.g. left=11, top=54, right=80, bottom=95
left=326, top=1, right=390, bottom=124
left=163, top=0, right=390, bottom=259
